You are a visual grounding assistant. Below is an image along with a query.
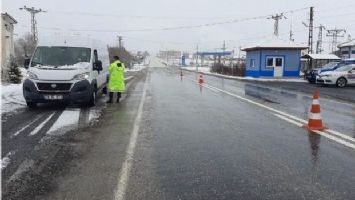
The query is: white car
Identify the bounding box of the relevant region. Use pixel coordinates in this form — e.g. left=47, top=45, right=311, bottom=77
left=316, top=64, right=355, bottom=87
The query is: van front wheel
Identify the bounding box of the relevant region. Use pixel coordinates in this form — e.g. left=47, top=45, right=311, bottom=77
left=87, top=90, right=96, bottom=107
left=26, top=101, right=37, bottom=108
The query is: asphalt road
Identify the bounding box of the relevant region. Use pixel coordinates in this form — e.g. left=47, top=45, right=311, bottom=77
left=2, top=58, right=355, bottom=200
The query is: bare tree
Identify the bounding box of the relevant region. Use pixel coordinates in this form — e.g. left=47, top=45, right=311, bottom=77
left=14, top=33, right=36, bottom=67
left=108, top=46, right=133, bottom=68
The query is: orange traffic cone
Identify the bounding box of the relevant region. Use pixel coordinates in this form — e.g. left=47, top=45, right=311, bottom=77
left=198, top=73, right=204, bottom=85
left=305, top=90, right=325, bottom=131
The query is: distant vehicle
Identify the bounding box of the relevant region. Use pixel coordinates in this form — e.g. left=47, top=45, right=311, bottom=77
left=318, top=58, right=355, bottom=74
left=306, top=62, right=339, bottom=83
left=23, top=36, right=110, bottom=107
left=316, top=64, right=355, bottom=87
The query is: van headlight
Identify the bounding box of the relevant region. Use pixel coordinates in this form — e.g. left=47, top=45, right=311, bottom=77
left=72, top=72, right=90, bottom=80
left=26, top=71, right=38, bottom=80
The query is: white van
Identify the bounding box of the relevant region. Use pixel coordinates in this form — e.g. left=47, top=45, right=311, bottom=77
left=23, top=36, right=109, bottom=107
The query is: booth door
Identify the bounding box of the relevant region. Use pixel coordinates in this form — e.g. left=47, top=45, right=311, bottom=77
left=273, top=57, right=284, bottom=77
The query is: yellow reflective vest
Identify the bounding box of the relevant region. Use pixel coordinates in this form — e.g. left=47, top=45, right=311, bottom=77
left=108, top=60, right=125, bottom=92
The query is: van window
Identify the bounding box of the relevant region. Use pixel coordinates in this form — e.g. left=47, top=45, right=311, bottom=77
left=31, top=46, right=91, bottom=67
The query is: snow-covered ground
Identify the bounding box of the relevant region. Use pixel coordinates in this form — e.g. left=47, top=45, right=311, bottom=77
left=1, top=83, right=27, bottom=114
left=182, top=66, right=306, bottom=83
left=1, top=68, right=28, bottom=114
left=126, top=63, right=146, bottom=72
left=181, top=66, right=211, bottom=73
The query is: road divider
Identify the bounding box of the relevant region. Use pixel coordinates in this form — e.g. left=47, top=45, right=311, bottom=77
left=189, top=78, right=355, bottom=150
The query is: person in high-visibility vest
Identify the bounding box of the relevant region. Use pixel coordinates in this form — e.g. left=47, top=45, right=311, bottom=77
left=107, top=56, right=125, bottom=103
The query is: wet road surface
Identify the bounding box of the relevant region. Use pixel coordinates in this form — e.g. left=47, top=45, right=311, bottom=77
left=2, top=58, right=355, bottom=199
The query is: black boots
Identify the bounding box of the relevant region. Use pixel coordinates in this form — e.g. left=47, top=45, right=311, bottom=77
left=117, top=92, right=121, bottom=103
left=107, top=92, right=114, bottom=103
left=107, top=92, right=121, bottom=103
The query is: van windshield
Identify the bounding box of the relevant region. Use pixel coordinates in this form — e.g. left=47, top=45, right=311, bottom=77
left=31, top=46, right=91, bottom=67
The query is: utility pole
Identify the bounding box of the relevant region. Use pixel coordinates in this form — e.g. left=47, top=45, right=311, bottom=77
left=289, top=11, right=294, bottom=42
left=19, top=6, right=46, bottom=44
left=267, top=13, right=287, bottom=37
left=302, top=7, right=314, bottom=53
left=326, top=28, right=346, bottom=52
left=315, top=25, right=326, bottom=54
left=308, top=7, right=314, bottom=54
left=222, top=40, right=226, bottom=65
left=117, top=36, right=123, bottom=48
left=195, top=45, right=199, bottom=71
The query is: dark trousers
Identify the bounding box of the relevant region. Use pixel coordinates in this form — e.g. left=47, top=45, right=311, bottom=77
left=109, top=92, right=121, bottom=102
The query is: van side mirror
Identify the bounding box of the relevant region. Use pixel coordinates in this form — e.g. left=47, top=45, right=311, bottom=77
left=24, top=58, right=31, bottom=69
left=93, top=60, right=103, bottom=71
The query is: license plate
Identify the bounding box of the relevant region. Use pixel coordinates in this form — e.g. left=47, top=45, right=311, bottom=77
left=44, top=95, right=63, bottom=100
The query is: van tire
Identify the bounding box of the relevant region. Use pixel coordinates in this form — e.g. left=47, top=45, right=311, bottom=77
left=87, top=90, right=96, bottom=107
left=336, top=77, right=347, bottom=88
left=26, top=101, right=37, bottom=108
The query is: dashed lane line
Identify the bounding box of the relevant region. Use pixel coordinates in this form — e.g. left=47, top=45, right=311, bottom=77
left=114, top=72, right=149, bottom=200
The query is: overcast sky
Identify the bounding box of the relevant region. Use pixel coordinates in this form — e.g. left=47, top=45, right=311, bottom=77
left=2, top=0, right=355, bottom=53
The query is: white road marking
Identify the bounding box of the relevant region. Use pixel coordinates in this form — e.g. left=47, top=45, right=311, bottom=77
left=28, top=113, right=55, bottom=136
left=274, top=114, right=355, bottom=150
left=195, top=81, right=355, bottom=150
left=324, top=129, right=355, bottom=144
left=12, top=115, right=43, bottom=137
left=47, top=109, right=80, bottom=135
left=274, top=114, right=303, bottom=127
left=114, top=74, right=149, bottom=200
left=313, top=130, right=355, bottom=150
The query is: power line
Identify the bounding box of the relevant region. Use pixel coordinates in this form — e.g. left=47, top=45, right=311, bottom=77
left=63, top=7, right=308, bottom=33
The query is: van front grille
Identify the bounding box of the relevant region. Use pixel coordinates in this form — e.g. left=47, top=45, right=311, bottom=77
left=37, top=83, right=72, bottom=91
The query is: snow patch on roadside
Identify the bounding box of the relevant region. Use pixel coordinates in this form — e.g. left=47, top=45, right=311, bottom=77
left=47, top=109, right=80, bottom=135
left=89, top=108, right=101, bottom=123
left=1, top=68, right=28, bottom=114
left=1, top=83, right=26, bottom=114
left=181, top=66, right=211, bottom=73
left=182, top=66, right=306, bottom=83
left=1, top=151, right=16, bottom=170
left=125, top=63, right=146, bottom=72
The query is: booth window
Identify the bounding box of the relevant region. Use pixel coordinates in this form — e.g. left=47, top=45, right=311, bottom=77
left=275, top=58, right=283, bottom=67
left=266, top=57, right=274, bottom=67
